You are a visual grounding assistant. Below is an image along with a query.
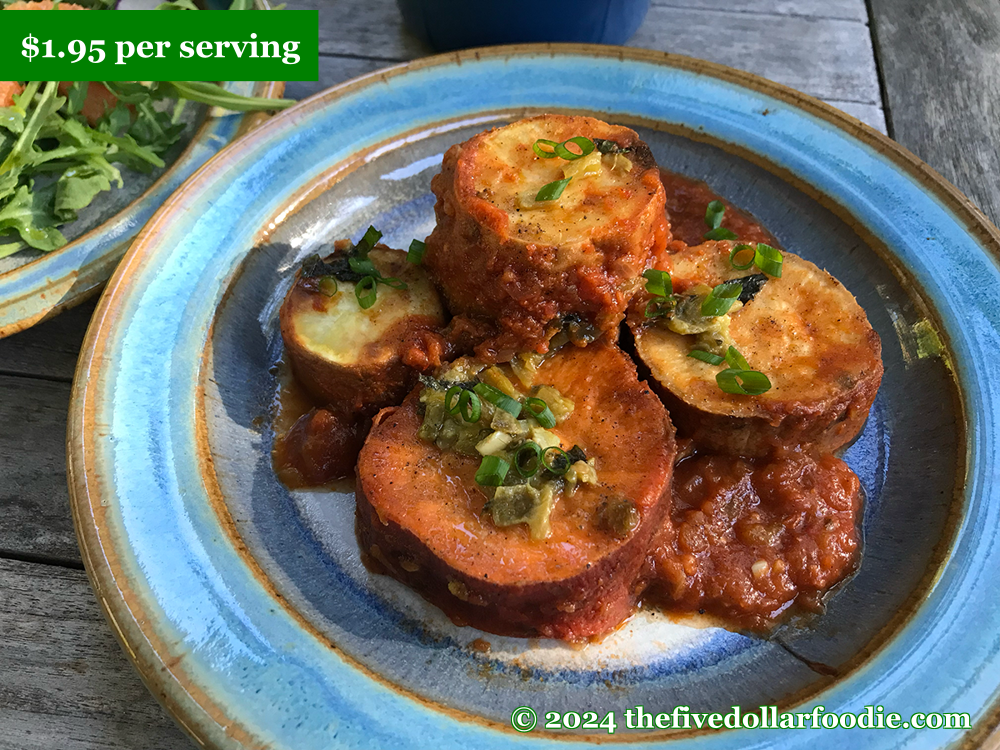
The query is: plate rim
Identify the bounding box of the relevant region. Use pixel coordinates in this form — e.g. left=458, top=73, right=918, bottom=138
left=0, top=79, right=286, bottom=338
left=67, top=42, right=1000, bottom=749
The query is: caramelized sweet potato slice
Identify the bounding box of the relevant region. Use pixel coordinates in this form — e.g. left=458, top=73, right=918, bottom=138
left=355, top=341, right=676, bottom=641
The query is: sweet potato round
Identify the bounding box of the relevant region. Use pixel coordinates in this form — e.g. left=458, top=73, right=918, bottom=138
left=631, top=241, right=883, bottom=456
left=425, top=114, right=669, bottom=360
left=280, top=245, right=447, bottom=416
left=355, top=341, right=676, bottom=641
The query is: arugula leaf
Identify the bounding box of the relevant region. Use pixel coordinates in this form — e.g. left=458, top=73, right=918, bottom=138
left=0, top=184, right=66, bottom=252
left=55, top=161, right=119, bottom=220
left=0, top=82, right=65, bottom=177
left=0, top=107, right=25, bottom=136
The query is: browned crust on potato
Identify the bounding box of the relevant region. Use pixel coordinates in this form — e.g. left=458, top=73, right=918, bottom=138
left=279, top=246, right=447, bottom=417
left=425, top=115, right=669, bottom=361
left=651, top=367, right=881, bottom=456
left=629, top=243, right=883, bottom=456
left=355, top=342, right=676, bottom=640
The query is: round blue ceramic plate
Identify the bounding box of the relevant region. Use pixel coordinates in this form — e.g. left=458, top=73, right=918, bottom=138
left=68, top=45, right=1000, bottom=750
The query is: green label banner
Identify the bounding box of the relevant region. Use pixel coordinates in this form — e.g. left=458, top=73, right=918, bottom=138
left=0, top=10, right=318, bottom=81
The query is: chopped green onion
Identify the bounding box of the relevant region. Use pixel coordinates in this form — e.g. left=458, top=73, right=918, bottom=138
left=755, top=243, right=783, bottom=277
left=473, top=382, right=523, bottom=418
left=459, top=390, right=482, bottom=423
left=645, top=298, right=674, bottom=319
left=379, top=276, right=409, bottom=290
left=524, top=397, right=556, bottom=428
left=532, top=139, right=560, bottom=159
left=555, top=136, right=595, bottom=160
left=725, top=346, right=751, bottom=371
left=542, top=446, right=571, bottom=475
left=355, top=276, right=378, bottom=309
left=317, top=275, right=338, bottom=297
left=475, top=455, right=510, bottom=487
left=357, top=225, right=382, bottom=255
left=688, top=349, right=725, bottom=365
left=514, top=441, right=542, bottom=478
left=705, top=200, right=725, bottom=230
left=730, top=244, right=755, bottom=270
left=535, top=177, right=572, bottom=202
left=704, top=227, right=739, bottom=241
left=444, top=385, right=464, bottom=415
left=642, top=268, right=673, bottom=297
left=717, top=368, right=772, bottom=395
left=407, top=239, right=426, bottom=264
left=349, top=256, right=379, bottom=277
left=701, top=281, right=742, bottom=317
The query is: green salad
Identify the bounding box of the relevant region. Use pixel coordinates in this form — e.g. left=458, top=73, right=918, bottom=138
left=0, top=0, right=294, bottom=259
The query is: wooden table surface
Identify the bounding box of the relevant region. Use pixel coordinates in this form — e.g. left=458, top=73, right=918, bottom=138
left=1, top=1, right=996, bottom=747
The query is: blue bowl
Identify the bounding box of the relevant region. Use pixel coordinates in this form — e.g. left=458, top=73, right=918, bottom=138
left=397, top=0, right=650, bottom=51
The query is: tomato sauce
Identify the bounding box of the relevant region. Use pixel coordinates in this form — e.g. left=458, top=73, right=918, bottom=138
left=645, top=450, right=861, bottom=630
left=270, top=360, right=364, bottom=489
left=659, top=169, right=778, bottom=248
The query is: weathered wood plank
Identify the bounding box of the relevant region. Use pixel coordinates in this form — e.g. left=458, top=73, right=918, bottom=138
left=868, top=0, right=1000, bottom=225
left=292, top=54, right=887, bottom=134
left=0, top=299, right=95, bottom=383
left=0, top=376, right=78, bottom=564
left=651, top=0, right=866, bottom=23
left=294, top=0, right=882, bottom=109
left=0, top=559, right=190, bottom=750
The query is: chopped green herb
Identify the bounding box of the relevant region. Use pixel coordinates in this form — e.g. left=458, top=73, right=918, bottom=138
left=535, top=177, right=572, bottom=202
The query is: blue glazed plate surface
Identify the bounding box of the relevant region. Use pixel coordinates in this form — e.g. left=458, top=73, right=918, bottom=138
left=68, top=46, right=999, bottom=750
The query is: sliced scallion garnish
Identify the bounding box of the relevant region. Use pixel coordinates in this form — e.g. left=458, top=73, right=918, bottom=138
left=514, top=441, right=542, bottom=478
left=542, top=446, right=571, bottom=475
left=754, top=243, right=783, bottom=277
left=355, top=276, right=378, bottom=309
left=407, top=239, right=426, bottom=264
left=535, top=177, right=572, bottom=202
left=555, top=136, right=595, bottom=160
left=704, top=227, right=739, bottom=241
left=700, top=280, right=742, bottom=317
left=444, top=385, right=464, bottom=415
left=475, top=455, right=510, bottom=487
left=473, top=382, right=523, bottom=418
left=317, top=275, right=338, bottom=297
left=532, top=139, right=560, bottom=159
left=379, top=276, right=408, bottom=290
left=717, top=368, right=772, bottom=395
left=705, top=200, right=725, bottom=230
left=729, top=244, right=756, bottom=270
left=357, top=225, right=382, bottom=255
left=348, top=255, right=378, bottom=277
left=524, top=397, right=556, bottom=428
left=725, top=346, right=751, bottom=371
left=642, top=268, right=673, bottom=298
left=688, top=349, right=725, bottom=365
left=459, top=390, right=482, bottom=423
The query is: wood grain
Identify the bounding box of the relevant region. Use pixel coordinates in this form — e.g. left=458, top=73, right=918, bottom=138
left=868, top=0, right=1000, bottom=224
left=290, top=0, right=885, bottom=130
left=0, top=559, right=189, bottom=750
left=0, top=299, right=95, bottom=383
left=0, top=375, right=78, bottom=564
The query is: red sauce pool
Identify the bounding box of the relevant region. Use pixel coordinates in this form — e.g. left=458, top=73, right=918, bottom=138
left=659, top=168, right=778, bottom=248
left=644, top=450, right=862, bottom=630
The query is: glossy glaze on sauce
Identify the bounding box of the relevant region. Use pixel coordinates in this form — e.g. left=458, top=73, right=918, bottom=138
left=644, top=450, right=861, bottom=630
left=659, top=169, right=778, bottom=248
